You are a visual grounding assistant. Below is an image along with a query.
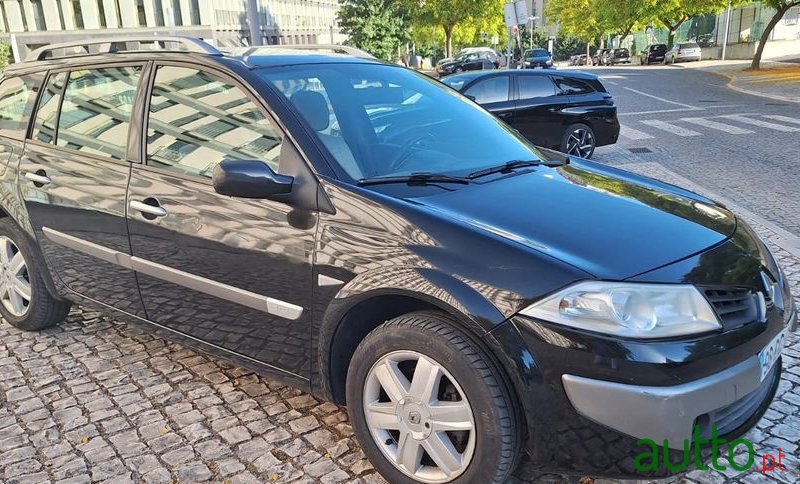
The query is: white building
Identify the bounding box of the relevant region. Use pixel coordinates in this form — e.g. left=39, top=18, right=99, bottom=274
left=0, top=0, right=342, bottom=61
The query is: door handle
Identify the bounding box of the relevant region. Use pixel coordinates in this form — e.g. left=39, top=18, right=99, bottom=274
left=25, top=171, right=51, bottom=186
left=130, top=199, right=167, bottom=218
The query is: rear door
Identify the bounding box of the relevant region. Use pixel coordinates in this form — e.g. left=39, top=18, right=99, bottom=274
left=463, top=74, right=514, bottom=122
left=510, top=74, right=564, bottom=148
left=126, top=62, right=314, bottom=378
left=18, top=64, right=147, bottom=317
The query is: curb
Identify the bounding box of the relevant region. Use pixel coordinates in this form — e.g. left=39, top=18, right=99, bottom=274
left=712, top=68, right=800, bottom=105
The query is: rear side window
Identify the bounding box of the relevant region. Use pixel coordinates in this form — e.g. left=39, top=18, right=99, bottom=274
left=554, top=77, right=594, bottom=96
left=517, top=76, right=555, bottom=100
left=464, top=76, right=510, bottom=104
left=32, top=72, right=67, bottom=144
left=0, top=75, right=41, bottom=140
left=56, top=66, right=142, bottom=159
left=145, top=65, right=283, bottom=178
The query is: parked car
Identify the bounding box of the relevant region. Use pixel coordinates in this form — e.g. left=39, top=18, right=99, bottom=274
left=568, top=55, right=578, bottom=66
left=608, top=48, right=632, bottom=65
left=0, top=36, right=794, bottom=484
left=593, top=48, right=611, bottom=66
left=696, top=33, right=717, bottom=47
left=576, top=53, right=588, bottom=66
left=442, top=70, right=619, bottom=158
left=640, top=43, right=668, bottom=65
left=437, top=50, right=498, bottom=76
left=665, top=42, right=702, bottom=63
left=436, top=46, right=498, bottom=69
left=522, top=48, right=554, bottom=69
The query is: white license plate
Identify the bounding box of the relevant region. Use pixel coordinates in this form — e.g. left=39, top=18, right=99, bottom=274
left=758, top=327, right=789, bottom=381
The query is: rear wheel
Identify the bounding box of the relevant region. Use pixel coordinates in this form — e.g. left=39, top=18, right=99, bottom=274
left=561, top=123, right=596, bottom=159
left=0, top=219, right=70, bottom=331
left=346, top=311, right=520, bottom=483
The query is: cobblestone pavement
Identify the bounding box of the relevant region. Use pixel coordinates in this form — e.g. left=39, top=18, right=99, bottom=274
left=1, top=161, right=799, bottom=484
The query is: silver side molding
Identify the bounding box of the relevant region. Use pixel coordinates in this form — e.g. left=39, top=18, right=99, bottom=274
left=42, top=227, right=304, bottom=321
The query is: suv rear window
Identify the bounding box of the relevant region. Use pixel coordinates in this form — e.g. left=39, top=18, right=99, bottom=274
left=0, top=75, right=41, bottom=140
left=554, top=77, right=594, bottom=96
left=682, top=43, right=700, bottom=49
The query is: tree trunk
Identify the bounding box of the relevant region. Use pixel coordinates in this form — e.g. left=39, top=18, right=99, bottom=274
left=751, top=4, right=792, bottom=70
left=586, top=41, right=591, bottom=66
left=667, top=29, right=676, bottom=49
left=443, top=24, right=454, bottom=58
left=661, top=15, right=687, bottom=49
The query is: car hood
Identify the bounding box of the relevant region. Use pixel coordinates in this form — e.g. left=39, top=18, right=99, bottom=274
left=408, top=161, right=736, bottom=279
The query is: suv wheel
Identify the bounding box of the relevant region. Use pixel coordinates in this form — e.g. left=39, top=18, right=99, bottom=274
left=0, top=219, right=70, bottom=330
left=346, top=311, right=520, bottom=483
left=562, top=123, right=596, bottom=159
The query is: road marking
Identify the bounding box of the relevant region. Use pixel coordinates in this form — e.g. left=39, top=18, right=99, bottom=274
left=619, top=125, right=655, bottom=140
left=719, top=114, right=800, bottom=132
left=680, top=117, right=754, bottom=134
left=640, top=120, right=702, bottom=137
left=618, top=107, right=698, bottom=116
left=762, top=115, right=800, bottom=126
left=621, top=86, right=701, bottom=110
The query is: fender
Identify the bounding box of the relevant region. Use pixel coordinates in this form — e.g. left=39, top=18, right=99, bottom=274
left=313, top=265, right=513, bottom=400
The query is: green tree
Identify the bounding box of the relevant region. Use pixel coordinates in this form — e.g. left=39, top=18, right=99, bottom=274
left=546, top=0, right=605, bottom=60
left=646, top=0, right=732, bottom=48
left=337, top=0, right=411, bottom=61
left=405, top=0, right=498, bottom=57
left=751, top=0, right=800, bottom=69
left=0, top=42, right=10, bottom=71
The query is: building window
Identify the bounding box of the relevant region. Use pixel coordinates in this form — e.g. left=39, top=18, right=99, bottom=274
left=190, top=0, right=200, bottom=25
left=171, top=0, right=183, bottom=26
left=96, top=0, right=107, bottom=27
left=31, top=1, right=46, bottom=30
left=136, top=0, right=147, bottom=26
left=786, top=7, right=799, bottom=26
left=154, top=0, right=164, bottom=26
left=71, top=0, right=84, bottom=29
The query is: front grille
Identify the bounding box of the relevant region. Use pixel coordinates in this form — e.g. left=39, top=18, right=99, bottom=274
left=703, top=288, right=758, bottom=329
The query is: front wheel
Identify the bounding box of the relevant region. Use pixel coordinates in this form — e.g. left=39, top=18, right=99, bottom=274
left=561, top=123, right=596, bottom=159
left=346, top=311, right=520, bottom=484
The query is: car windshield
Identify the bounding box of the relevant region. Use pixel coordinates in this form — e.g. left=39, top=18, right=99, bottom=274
left=259, top=63, right=539, bottom=181
left=527, top=49, right=548, bottom=57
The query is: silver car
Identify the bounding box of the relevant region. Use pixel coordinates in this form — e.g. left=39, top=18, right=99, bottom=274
left=664, top=42, right=701, bottom=63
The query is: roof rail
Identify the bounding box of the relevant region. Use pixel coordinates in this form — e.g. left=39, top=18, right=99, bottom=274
left=252, top=44, right=376, bottom=60
left=27, top=36, right=221, bottom=62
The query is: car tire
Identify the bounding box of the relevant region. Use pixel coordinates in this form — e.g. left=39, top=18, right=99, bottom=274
left=346, top=311, right=520, bottom=484
left=561, top=123, right=596, bottom=159
left=0, top=218, right=70, bottom=331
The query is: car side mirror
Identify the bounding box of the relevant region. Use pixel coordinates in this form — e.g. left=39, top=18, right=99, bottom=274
left=212, top=159, right=294, bottom=199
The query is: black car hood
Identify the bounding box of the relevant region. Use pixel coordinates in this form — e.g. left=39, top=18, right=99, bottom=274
left=408, top=162, right=736, bottom=279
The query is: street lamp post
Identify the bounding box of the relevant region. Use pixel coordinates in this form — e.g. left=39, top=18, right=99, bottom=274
left=722, top=0, right=732, bottom=60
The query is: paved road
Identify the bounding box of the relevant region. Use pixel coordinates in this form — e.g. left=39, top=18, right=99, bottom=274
left=589, top=64, right=800, bottom=237
left=1, top=64, right=800, bottom=484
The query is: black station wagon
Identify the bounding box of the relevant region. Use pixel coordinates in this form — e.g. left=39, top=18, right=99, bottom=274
left=0, top=37, right=795, bottom=483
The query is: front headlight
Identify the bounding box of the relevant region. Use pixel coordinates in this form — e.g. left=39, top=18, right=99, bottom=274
left=520, top=281, right=721, bottom=339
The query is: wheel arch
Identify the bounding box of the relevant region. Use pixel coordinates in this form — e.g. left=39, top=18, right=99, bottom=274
left=316, top=268, right=511, bottom=405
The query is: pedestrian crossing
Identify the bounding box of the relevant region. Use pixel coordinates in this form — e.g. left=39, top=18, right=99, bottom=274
left=619, top=113, right=800, bottom=140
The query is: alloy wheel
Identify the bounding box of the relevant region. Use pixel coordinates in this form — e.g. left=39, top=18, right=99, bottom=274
left=363, top=350, right=476, bottom=483
left=566, top=128, right=595, bottom=158
left=0, top=236, right=31, bottom=317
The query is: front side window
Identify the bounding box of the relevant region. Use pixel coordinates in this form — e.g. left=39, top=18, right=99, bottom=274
left=146, top=65, right=282, bottom=178
left=0, top=75, right=41, bottom=140
left=517, top=76, right=556, bottom=100
left=260, top=64, right=537, bottom=180
left=56, top=66, right=141, bottom=159
left=464, top=76, right=510, bottom=104
left=32, top=72, right=67, bottom=144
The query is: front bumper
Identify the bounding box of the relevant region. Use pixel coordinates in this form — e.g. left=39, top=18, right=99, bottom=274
left=488, top=300, right=794, bottom=478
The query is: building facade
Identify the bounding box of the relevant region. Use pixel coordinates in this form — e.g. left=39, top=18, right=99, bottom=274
left=0, top=0, right=342, bottom=61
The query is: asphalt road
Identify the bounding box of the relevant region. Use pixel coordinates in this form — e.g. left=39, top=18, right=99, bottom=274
left=586, top=64, right=800, bottom=237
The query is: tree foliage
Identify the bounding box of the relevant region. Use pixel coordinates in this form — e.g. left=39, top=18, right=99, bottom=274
left=337, top=0, right=411, bottom=61
left=752, top=0, right=800, bottom=69
left=403, top=0, right=499, bottom=57
left=0, top=42, right=10, bottom=71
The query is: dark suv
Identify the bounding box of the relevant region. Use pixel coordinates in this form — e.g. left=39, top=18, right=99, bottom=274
left=0, top=36, right=795, bottom=483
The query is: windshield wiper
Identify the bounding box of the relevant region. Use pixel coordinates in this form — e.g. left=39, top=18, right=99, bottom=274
left=358, top=172, right=471, bottom=187
left=467, top=157, right=569, bottom=180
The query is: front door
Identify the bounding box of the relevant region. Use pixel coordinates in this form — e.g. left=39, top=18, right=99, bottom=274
left=464, top=75, right=515, bottom=124
left=126, top=63, right=314, bottom=378
left=18, top=65, right=147, bottom=317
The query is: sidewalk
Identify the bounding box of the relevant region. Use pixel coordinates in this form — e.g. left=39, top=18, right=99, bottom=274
left=681, top=59, right=800, bottom=104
